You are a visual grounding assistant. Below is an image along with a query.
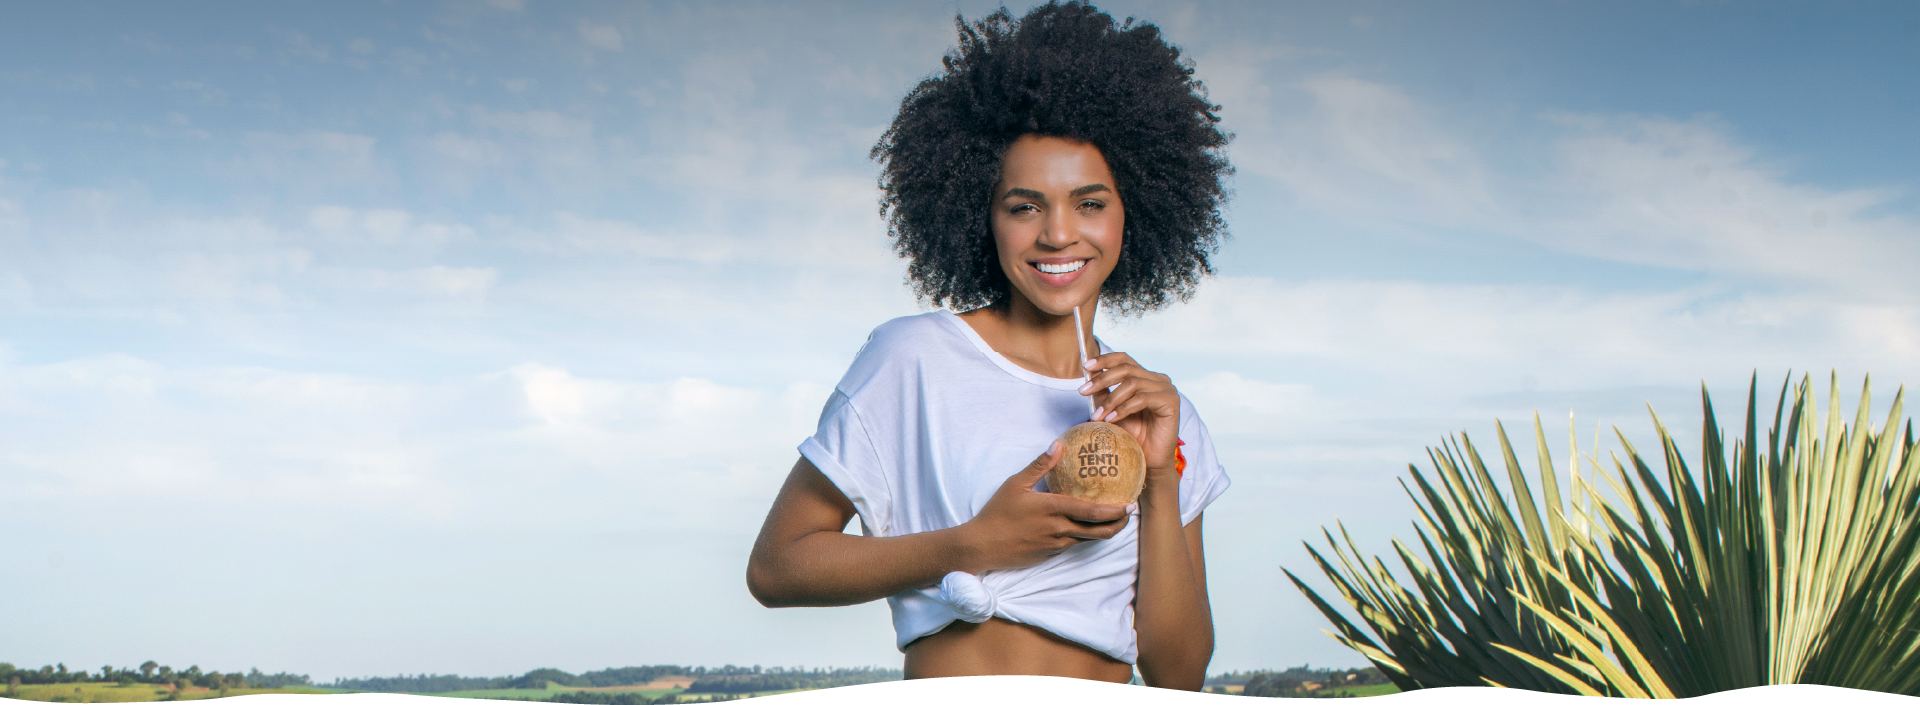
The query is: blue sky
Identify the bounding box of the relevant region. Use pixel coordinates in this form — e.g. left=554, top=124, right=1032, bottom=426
left=6, top=0, right=1919, bottom=682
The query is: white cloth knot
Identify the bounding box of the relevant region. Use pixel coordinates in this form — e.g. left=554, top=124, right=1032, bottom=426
left=937, top=571, right=997, bottom=623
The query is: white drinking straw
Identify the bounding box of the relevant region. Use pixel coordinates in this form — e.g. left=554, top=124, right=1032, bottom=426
left=1074, top=305, right=1096, bottom=421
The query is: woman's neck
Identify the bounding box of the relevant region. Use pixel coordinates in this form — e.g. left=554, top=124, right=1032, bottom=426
left=958, top=291, right=1097, bottom=380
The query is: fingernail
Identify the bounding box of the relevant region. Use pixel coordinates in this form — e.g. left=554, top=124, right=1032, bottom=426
left=1104, top=411, right=1118, bottom=422
left=1047, top=439, right=1061, bottom=456
left=1077, top=381, right=1092, bottom=394
left=1092, top=406, right=1104, bottom=419
left=1082, top=358, right=1098, bottom=370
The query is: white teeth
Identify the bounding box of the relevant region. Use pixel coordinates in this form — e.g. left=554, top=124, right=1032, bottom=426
left=1035, top=260, right=1086, bottom=274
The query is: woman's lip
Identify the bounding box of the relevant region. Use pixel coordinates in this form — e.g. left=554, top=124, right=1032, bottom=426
left=1028, top=258, right=1090, bottom=287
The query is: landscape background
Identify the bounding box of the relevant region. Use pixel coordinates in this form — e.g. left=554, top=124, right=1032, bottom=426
left=5, top=0, right=1919, bottom=684
left=0, top=662, right=1392, bottom=700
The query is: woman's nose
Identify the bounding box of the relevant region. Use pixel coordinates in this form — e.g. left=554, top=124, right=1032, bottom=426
left=1040, top=209, right=1076, bottom=248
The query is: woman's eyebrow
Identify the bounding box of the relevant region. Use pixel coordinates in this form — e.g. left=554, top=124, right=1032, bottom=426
left=1069, top=184, right=1112, bottom=197
left=1001, top=187, right=1046, bottom=201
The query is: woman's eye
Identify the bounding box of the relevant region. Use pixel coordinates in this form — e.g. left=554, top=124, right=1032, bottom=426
left=1079, top=200, right=1105, bottom=210
left=1011, top=204, right=1038, bottom=215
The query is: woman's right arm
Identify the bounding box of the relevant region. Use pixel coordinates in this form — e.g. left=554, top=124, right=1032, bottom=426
left=746, top=443, right=1131, bottom=608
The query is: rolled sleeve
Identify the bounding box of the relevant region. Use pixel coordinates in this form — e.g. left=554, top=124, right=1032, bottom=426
left=799, top=389, right=893, bottom=537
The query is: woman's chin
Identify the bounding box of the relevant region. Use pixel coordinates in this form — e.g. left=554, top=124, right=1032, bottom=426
left=1018, top=292, right=1095, bottom=318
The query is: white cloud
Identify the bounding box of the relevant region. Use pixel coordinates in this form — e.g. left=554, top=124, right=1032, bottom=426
left=0, top=355, right=826, bottom=523
left=500, top=211, right=733, bottom=262
left=471, top=108, right=592, bottom=142
left=1235, top=75, right=1505, bottom=234
left=1110, top=275, right=1920, bottom=397
left=1224, top=73, right=1920, bottom=301
left=319, top=265, right=497, bottom=298
left=1535, top=115, right=1920, bottom=298
left=1180, top=371, right=1316, bottom=437
left=578, top=21, right=623, bottom=51
left=308, top=206, right=473, bottom=250
left=231, top=130, right=390, bottom=192
left=275, top=30, right=330, bottom=61
left=426, top=131, right=501, bottom=165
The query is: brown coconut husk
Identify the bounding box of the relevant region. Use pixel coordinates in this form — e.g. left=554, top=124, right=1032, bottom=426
left=1048, top=421, right=1146, bottom=505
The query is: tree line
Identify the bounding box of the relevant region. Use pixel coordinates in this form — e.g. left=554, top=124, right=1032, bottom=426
left=1203, top=666, right=1391, bottom=697
left=683, top=667, right=901, bottom=694
left=0, top=662, right=311, bottom=690
left=326, top=666, right=694, bottom=693
left=326, top=665, right=902, bottom=694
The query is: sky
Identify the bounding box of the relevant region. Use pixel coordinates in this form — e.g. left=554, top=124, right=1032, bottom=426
left=5, top=0, right=1920, bottom=683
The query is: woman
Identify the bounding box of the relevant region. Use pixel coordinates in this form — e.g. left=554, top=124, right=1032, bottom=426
left=745, top=2, right=1232, bottom=690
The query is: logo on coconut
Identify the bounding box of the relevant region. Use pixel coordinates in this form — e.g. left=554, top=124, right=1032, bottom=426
left=1077, top=428, right=1122, bottom=479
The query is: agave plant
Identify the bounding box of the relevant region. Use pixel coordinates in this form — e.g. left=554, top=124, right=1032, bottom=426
left=1286, top=374, right=1920, bottom=697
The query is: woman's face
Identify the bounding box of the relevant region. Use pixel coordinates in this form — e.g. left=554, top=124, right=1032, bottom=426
left=990, top=134, right=1124, bottom=317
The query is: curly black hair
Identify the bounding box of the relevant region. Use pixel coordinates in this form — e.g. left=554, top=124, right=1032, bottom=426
left=872, top=1, right=1232, bottom=315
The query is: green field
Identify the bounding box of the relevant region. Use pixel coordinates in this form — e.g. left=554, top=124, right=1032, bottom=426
left=1324, top=683, right=1401, bottom=697
left=295, top=681, right=794, bottom=702
left=6, top=680, right=1394, bottom=701
left=4, top=682, right=331, bottom=703
left=427, top=688, right=675, bottom=701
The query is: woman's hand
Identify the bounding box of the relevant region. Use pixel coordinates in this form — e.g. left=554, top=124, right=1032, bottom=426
left=1080, top=352, right=1181, bottom=481
left=956, top=441, right=1132, bottom=573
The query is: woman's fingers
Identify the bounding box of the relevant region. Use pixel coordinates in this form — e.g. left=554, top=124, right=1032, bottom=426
left=1096, top=381, right=1179, bottom=425
left=1046, top=493, right=1130, bottom=542
left=1052, top=493, right=1130, bottom=525
left=1069, top=514, right=1130, bottom=540
left=1106, top=388, right=1180, bottom=422
left=1081, top=352, right=1174, bottom=422
left=1004, top=440, right=1063, bottom=490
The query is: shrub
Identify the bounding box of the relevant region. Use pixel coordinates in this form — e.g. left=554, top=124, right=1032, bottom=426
left=1290, top=374, right=1920, bottom=696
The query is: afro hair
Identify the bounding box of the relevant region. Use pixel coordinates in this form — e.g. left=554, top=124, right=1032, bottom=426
left=872, top=1, right=1232, bottom=315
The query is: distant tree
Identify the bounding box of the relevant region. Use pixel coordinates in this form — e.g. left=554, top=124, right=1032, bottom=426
left=510, top=668, right=582, bottom=689
left=140, top=662, right=159, bottom=680
left=158, top=666, right=174, bottom=681
left=239, top=669, right=309, bottom=689
left=577, top=666, right=690, bottom=688
left=545, top=691, right=653, bottom=705
left=1243, top=673, right=1304, bottom=697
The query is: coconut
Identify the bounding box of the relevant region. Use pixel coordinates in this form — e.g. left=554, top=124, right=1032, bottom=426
left=1047, top=421, right=1146, bottom=505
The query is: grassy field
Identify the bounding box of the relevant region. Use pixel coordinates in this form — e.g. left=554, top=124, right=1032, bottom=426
left=4, top=683, right=331, bottom=703
left=6, top=680, right=1395, bottom=701
left=1326, top=683, right=1401, bottom=697
left=1209, top=682, right=1402, bottom=698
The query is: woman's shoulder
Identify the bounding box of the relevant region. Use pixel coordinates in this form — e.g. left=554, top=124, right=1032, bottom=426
left=865, top=310, right=959, bottom=346
left=853, top=310, right=970, bottom=361
left=837, top=311, right=972, bottom=391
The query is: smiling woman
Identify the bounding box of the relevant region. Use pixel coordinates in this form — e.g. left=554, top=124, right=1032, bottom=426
left=744, top=1, right=1234, bottom=691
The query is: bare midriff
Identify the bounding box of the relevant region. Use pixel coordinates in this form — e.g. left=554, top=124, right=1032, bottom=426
left=903, top=617, right=1134, bottom=682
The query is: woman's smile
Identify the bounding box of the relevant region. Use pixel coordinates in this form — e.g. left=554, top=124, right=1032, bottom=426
left=1031, top=257, right=1092, bottom=286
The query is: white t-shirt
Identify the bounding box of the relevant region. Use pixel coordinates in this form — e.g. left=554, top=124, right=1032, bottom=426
left=798, top=310, right=1230, bottom=664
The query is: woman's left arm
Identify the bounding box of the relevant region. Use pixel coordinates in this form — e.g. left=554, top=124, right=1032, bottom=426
left=1082, top=353, right=1214, bottom=690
